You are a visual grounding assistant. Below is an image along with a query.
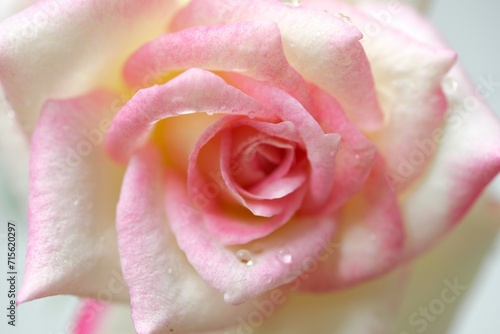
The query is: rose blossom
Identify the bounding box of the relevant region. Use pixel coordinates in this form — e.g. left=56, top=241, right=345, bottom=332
left=0, top=0, right=499, bottom=333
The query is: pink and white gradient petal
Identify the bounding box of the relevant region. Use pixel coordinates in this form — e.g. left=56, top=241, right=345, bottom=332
left=172, top=0, right=384, bottom=131
left=307, top=85, right=377, bottom=215
left=186, top=118, right=307, bottom=245
left=106, top=68, right=266, bottom=163
left=77, top=303, right=136, bottom=334
left=73, top=300, right=108, bottom=334
left=301, top=0, right=456, bottom=192
left=0, top=0, right=181, bottom=134
left=124, top=20, right=312, bottom=111
left=362, top=2, right=500, bottom=255
left=18, top=91, right=128, bottom=304
left=165, top=170, right=337, bottom=305
left=230, top=75, right=342, bottom=213
left=299, top=157, right=405, bottom=291
left=402, top=66, right=500, bottom=255
left=70, top=267, right=407, bottom=334
left=116, top=145, right=284, bottom=334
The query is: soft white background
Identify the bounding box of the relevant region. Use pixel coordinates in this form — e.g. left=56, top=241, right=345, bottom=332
left=0, top=0, right=499, bottom=333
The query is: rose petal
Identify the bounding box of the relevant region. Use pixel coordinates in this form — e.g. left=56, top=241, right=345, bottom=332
left=301, top=0, right=457, bottom=191
left=0, top=0, right=180, bottom=134
left=188, top=117, right=304, bottom=212
left=357, top=2, right=500, bottom=256
left=228, top=74, right=341, bottom=213
left=172, top=0, right=384, bottom=131
left=220, top=126, right=307, bottom=218
left=116, top=145, right=283, bottom=333
left=298, top=156, right=405, bottom=291
left=187, top=117, right=291, bottom=219
left=72, top=267, right=407, bottom=334
left=124, top=20, right=312, bottom=111
left=106, top=68, right=266, bottom=163
left=187, top=117, right=308, bottom=245
left=73, top=300, right=108, bottom=334
left=403, top=66, right=500, bottom=255
left=165, top=171, right=337, bottom=305
left=307, top=85, right=377, bottom=214
left=200, top=189, right=305, bottom=246
left=18, top=91, right=128, bottom=303
left=74, top=301, right=137, bottom=334
left=222, top=120, right=307, bottom=200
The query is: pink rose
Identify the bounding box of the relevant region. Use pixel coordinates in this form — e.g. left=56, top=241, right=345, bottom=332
left=1, top=0, right=499, bottom=333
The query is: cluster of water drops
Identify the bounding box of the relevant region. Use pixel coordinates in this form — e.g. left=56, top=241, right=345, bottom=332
left=235, top=246, right=294, bottom=266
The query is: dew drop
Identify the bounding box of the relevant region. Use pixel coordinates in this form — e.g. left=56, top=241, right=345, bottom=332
left=442, top=77, right=458, bottom=95
left=281, top=0, right=300, bottom=7
left=236, top=249, right=254, bottom=266
left=277, top=248, right=293, bottom=264
left=206, top=110, right=215, bottom=116
left=335, top=12, right=353, bottom=24
left=248, top=111, right=256, bottom=119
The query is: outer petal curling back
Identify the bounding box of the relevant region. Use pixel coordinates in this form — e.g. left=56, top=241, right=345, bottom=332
left=19, top=91, right=127, bottom=304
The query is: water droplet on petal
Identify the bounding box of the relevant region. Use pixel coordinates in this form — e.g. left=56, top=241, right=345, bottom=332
left=248, top=111, right=256, bottom=119
left=335, top=12, right=353, bottom=24
left=206, top=110, right=215, bottom=116
left=281, top=0, right=300, bottom=7
left=236, top=249, right=254, bottom=266
left=6, top=110, right=15, bottom=119
left=277, top=248, right=293, bottom=264
left=442, top=77, right=458, bottom=95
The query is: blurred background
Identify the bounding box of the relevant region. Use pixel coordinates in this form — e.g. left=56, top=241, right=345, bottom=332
left=0, top=0, right=499, bottom=333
